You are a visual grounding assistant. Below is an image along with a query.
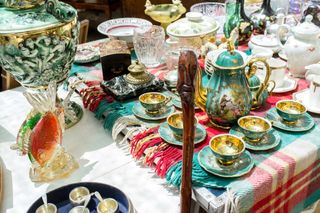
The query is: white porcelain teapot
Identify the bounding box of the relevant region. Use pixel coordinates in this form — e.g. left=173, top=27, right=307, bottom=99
left=278, top=15, right=320, bottom=78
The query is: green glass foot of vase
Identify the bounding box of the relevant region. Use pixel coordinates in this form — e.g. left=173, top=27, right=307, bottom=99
left=65, top=101, right=83, bottom=129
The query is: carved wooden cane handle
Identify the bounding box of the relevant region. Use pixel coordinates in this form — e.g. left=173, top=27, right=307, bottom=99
left=177, top=50, right=197, bottom=213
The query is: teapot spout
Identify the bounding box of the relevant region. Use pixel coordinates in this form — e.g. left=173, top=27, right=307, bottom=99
left=195, top=66, right=207, bottom=112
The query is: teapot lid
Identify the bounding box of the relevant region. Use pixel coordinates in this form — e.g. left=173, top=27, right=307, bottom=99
left=214, top=41, right=245, bottom=68
left=166, top=12, right=219, bottom=38
left=292, top=15, right=320, bottom=38
left=0, top=4, right=76, bottom=34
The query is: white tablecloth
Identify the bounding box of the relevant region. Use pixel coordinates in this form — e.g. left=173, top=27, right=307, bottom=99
left=0, top=88, right=180, bottom=212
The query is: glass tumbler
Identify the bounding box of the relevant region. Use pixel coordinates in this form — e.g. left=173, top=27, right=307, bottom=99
left=133, top=25, right=165, bottom=68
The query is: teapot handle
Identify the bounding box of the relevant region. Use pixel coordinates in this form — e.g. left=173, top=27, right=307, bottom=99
left=46, top=0, right=77, bottom=23
left=247, top=58, right=271, bottom=107
left=277, top=24, right=290, bottom=48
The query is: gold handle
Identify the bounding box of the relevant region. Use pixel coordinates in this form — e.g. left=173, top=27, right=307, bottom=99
left=267, top=80, right=276, bottom=94
left=247, top=58, right=271, bottom=107
left=164, top=96, right=172, bottom=105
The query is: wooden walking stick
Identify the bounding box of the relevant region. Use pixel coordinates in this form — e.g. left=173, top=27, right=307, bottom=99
left=177, top=50, right=197, bottom=213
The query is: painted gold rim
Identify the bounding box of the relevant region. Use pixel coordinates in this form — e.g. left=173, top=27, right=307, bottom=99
left=0, top=18, right=77, bottom=37
left=209, top=133, right=245, bottom=157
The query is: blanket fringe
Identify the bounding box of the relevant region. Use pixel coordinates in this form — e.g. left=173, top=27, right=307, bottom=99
left=224, top=188, right=240, bottom=213
left=112, top=115, right=146, bottom=143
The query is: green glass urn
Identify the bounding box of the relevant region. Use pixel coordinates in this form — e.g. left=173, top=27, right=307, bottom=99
left=0, top=0, right=83, bottom=128
left=0, top=0, right=79, bottom=89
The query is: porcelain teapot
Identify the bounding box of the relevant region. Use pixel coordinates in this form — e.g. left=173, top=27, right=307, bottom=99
left=278, top=15, right=320, bottom=78
left=195, top=41, right=271, bottom=129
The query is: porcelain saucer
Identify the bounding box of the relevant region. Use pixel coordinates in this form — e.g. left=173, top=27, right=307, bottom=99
left=198, top=146, right=254, bottom=178
left=158, top=122, right=206, bottom=146
left=229, top=126, right=281, bottom=151
left=273, top=77, right=298, bottom=93
left=132, top=102, right=174, bottom=121
left=293, top=89, right=320, bottom=114
left=172, top=96, right=200, bottom=110
left=265, top=108, right=315, bottom=132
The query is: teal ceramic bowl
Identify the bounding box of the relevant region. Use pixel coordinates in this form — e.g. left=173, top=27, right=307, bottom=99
left=209, top=134, right=245, bottom=166
left=238, top=116, right=271, bottom=142
left=167, top=112, right=198, bottom=138
left=276, top=100, right=306, bottom=122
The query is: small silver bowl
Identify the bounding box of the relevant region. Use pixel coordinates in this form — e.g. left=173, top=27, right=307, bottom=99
left=69, top=186, right=90, bottom=206
left=69, top=206, right=90, bottom=213
left=35, top=203, right=57, bottom=213
left=97, top=198, right=119, bottom=213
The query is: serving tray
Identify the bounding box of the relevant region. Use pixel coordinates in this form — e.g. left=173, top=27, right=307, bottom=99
left=27, top=182, right=135, bottom=213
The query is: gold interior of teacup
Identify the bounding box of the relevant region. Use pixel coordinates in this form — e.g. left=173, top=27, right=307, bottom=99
left=276, top=101, right=306, bottom=114
left=139, top=92, right=166, bottom=104
left=210, top=135, right=244, bottom=156
left=238, top=116, right=271, bottom=132
left=167, top=113, right=198, bottom=129
left=168, top=113, right=183, bottom=129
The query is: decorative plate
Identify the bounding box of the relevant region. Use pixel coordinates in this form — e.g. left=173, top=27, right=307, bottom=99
left=198, top=146, right=254, bottom=178
left=229, top=126, right=281, bottom=151
left=273, top=77, right=298, bottom=93
left=265, top=108, right=315, bottom=132
left=27, top=182, right=134, bottom=213
left=97, top=18, right=152, bottom=42
left=132, top=102, right=174, bottom=121
left=158, top=122, right=207, bottom=146
left=293, top=89, right=320, bottom=114
left=74, top=45, right=100, bottom=64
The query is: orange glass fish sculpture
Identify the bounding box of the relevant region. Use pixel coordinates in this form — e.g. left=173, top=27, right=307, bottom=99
left=12, top=82, right=78, bottom=182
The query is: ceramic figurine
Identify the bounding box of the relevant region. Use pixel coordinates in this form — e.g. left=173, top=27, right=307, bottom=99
left=11, top=82, right=78, bottom=182
left=250, top=0, right=276, bottom=34
left=144, top=0, right=186, bottom=30
left=0, top=0, right=82, bottom=127
left=278, top=15, right=320, bottom=78
left=195, top=41, right=271, bottom=129
left=224, top=0, right=253, bottom=44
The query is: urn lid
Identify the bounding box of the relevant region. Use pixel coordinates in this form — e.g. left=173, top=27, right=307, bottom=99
left=214, top=41, right=245, bottom=68
left=292, top=15, right=320, bottom=39
left=0, top=1, right=77, bottom=34
left=166, top=12, right=219, bottom=38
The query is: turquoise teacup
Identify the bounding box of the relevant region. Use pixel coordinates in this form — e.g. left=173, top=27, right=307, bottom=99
left=276, top=100, right=306, bottom=123
left=167, top=112, right=198, bottom=138
left=139, top=92, right=172, bottom=114
left=209, top=134, right=245, bottom=166
left=238, top=116, right=271, bottom=143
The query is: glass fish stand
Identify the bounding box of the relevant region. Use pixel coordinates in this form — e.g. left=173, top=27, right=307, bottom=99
left=11, top=82, right=79, bottom=182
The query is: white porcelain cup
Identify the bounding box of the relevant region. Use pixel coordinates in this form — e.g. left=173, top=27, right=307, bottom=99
left=251, top=47, right=273, bottom=60
left=309, top=76, right=320, bottom=108
left=268, top=58, right=287, bottom=88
